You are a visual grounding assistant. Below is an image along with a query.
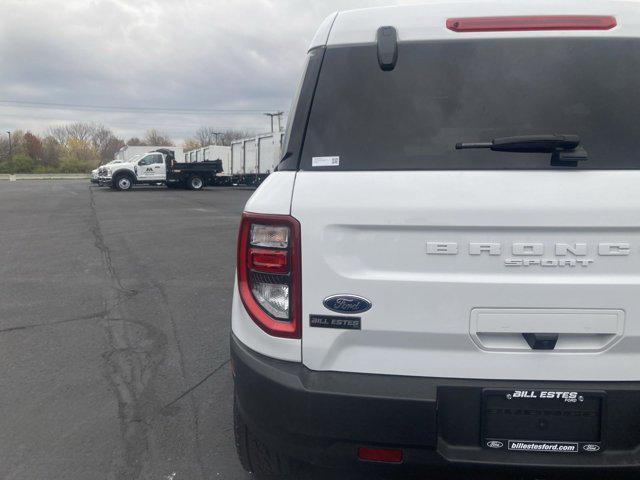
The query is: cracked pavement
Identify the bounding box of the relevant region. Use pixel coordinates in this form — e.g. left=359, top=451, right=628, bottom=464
left=0, top=181, right=251, bottom=480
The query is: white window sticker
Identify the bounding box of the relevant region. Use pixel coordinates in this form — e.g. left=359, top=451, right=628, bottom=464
left=312, top=156, right=340, bottom=167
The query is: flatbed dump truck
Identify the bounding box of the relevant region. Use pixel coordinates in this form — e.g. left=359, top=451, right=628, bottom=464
left=98, top=148, right=222, bottom=191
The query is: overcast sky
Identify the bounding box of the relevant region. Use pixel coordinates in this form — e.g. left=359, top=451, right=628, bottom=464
left=0, top=0, right=424, bottom=143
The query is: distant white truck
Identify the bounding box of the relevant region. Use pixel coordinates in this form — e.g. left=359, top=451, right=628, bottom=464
left=98, top=148, right=221, bottom=191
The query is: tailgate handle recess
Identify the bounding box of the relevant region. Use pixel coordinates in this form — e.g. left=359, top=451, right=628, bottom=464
left=522, top=332, right=559, bottom=350
left=470, top=308, right=625, bottom=352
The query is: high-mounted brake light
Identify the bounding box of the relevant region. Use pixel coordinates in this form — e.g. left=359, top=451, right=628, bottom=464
left=447, top=15, right=617, bottom=33
left=237, top=212, right=301, bottom=338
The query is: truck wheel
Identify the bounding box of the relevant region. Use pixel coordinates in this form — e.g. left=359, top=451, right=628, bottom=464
left=234, top=397, right=299, bottom=478
left=114, top=174, right=133, bottom=191
left=187, top=175, right=204, bottom=190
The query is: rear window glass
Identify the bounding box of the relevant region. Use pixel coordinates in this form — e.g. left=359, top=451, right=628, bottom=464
left=300, top=38, right=640, bottom=170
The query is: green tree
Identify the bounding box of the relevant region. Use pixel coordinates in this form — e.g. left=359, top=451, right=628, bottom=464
left=0, top=154, right=38, bottom=173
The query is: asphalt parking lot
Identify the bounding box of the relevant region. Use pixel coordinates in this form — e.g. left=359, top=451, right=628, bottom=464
left=0, top=181, right=252, bottom=480
left=0, top=180, right=629, bottom=480
left=0, top=180, right=401, bottom=480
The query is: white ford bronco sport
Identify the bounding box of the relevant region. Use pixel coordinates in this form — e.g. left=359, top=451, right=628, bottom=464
left=232, top=1, right=640, bottom=476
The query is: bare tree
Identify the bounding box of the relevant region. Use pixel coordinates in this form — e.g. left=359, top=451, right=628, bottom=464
left=65, top=122, right=95, bottom=143
left=41, top=136, right=62, bottom=168
left=126, top=137, right=144, bottom=146
left=217, top=129, right=256, bottom=146
left=48, top=122, right=100, bottom=145
left=90, top=125, right=124, bottom=161
left=143, top=129, right=174, bottom=146
left=188, top=127, right=257, bottom=149
left=100, top=136, right=125, bottom=162
left=183, top=138, right=200, bottom=152
left=48, top=125, right=69, bottom=144
left=91, top=126, right=112, bottom=151
left=194, top=126, right=222, bottom=147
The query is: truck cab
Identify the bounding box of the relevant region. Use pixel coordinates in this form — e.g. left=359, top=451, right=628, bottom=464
left=99, top=150, right=169, bottom=190
left=134, top=151, right=166, bottom=183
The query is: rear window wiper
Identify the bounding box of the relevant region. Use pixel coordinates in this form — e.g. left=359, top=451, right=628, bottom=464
left=455, top=134, right=588, bottom=167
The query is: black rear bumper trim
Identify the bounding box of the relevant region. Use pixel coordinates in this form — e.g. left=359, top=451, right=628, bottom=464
left=231, top=334, right=640, bottom=470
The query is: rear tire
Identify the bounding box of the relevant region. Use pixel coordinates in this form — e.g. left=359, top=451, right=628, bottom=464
left=187, top=175, right=204, bottom=190
left=234, top=397, right=299, bottom=478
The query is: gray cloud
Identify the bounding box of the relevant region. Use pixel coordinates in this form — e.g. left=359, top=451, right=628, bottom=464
left=0, top=0, right=420, bottom=142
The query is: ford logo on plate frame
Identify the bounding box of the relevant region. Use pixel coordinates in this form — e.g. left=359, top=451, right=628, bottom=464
left=323, top=295, right=372, bottom=314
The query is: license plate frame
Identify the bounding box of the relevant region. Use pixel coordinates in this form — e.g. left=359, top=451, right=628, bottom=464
left=481, top=389, right=606, bottom=454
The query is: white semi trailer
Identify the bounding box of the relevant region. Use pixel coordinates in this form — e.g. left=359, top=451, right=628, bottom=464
left=229, top=131, right=284, bottom=185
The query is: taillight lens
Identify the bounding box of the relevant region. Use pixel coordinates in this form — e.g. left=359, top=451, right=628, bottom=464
left=250, top=224, right=289, bottom=248
left=248, top=248, right=289, bottom=274
left=446, top=15, right=617, bottom=33
left=237, top=212, right=301, bottom=338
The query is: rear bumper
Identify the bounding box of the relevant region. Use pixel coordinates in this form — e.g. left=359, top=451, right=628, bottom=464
left=231, top=334, right=640, bottom=472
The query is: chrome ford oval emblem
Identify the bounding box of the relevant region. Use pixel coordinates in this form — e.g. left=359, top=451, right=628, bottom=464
left=323, top=295, right=372, bottom=314
left=487, top=441, right=504, bottom=449
left=583, top=444, right=601, bottom=452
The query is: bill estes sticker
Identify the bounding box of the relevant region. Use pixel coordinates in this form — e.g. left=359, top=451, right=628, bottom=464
left=312, top=156, right=340, bottom=167
left=310, top=315, right=361, bottom=330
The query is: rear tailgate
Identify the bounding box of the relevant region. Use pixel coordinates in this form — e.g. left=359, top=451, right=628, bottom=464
left=293, top=171, right=640, bottom=381
left=287, top=26, right=640, bottom=382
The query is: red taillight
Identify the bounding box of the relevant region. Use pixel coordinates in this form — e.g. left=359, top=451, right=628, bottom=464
left=237, top=212, right=301, bottom=339
left=447, top=15, right=617, bottom=33
left=248, top=248, right=289, bottom=274
left=358, top=447, right=403, bottom=463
